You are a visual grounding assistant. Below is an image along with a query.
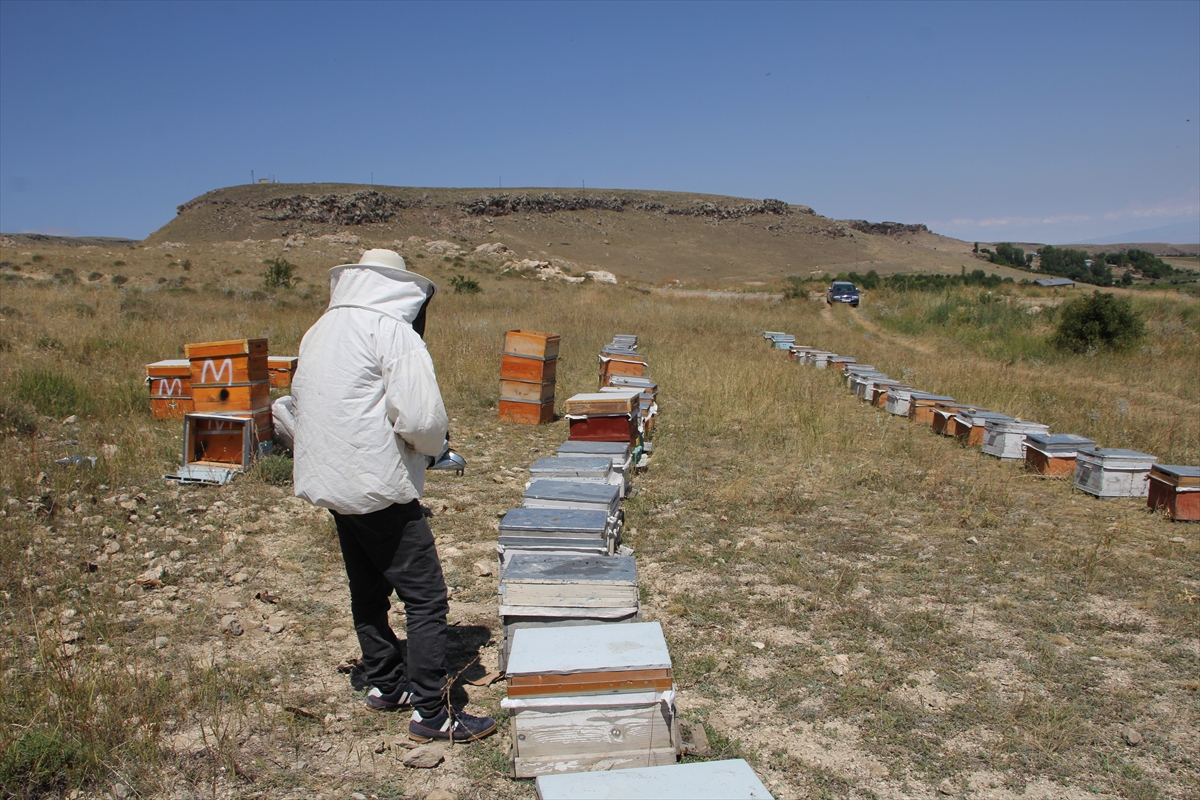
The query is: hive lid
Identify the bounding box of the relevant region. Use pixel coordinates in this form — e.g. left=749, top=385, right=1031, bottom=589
left=499, top=507, right=611, bottom=534
left=523, top=479, right=621, bottom=505
left=506, top=621, right=670, bottom=676
left=147, top=359, right=190, bottom=368
left=529, top=457, right=612, bottom=477
left=503, top=553, right=636, bottom=585
left=1077, top=448, right=1158, bottom=465
left=1025, top=433, right=1096, bottom=449
left=534, top=759, right=774, bottom=800
left=1152, top=464, right=1200, bottom=479
left=909, top=392, right=955, bottom=402
left=497, top=536, right=610, bottom=551
left=556, top=440, right=632, bottom=457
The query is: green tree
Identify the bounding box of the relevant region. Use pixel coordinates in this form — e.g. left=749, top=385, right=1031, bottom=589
left=1051, top=291, right=1145, bottom=353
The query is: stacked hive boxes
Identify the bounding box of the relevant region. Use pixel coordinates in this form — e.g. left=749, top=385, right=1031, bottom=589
left=496, top=333, right=682, bottom=778
left=598, top=335, right=647, bottom=387
left=500, top=330, right=560, bottom=424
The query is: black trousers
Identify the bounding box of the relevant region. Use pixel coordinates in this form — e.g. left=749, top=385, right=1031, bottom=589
left=331, top=500, right=448, bottom=716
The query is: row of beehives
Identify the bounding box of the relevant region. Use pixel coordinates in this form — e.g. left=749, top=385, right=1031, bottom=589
left=765, top=332, right=1198, bottom=522
left=145, top=339, right=296, bottom=485
left=495, top=335, right=775, bottom=797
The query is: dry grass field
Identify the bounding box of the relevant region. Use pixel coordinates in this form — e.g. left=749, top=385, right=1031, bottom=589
left=1, top=237, right=1198, bottom=800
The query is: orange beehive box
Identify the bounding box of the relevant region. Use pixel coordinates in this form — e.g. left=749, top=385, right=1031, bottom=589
left=185, top=338, right=269, bottom=383
left=504, top=330, right=561, bottom=360
left=267, top=356, right=298, bottom=388
left=146, top=359, right=194, bottom=419
left=499, top=399, right=555, bottom=425
left=500, top=379, right=556, bottom=404
left=1147, top=465, right=1200, bottom=522
left=192, top=382, right=272, bottom=414
left=501, top=353, right=558, bottom=382
left=599, top=356, right=647, bottom=385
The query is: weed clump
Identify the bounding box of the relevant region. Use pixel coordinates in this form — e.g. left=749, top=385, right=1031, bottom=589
left=13, top=369, right=91, bottom=418
left=252, top=454, right=293, bottom=485
left=1052, top=291, right=1145, bottom=353
left=450, top=274, right=481, bottom=294
left=263, top=257, right=296, bottom=289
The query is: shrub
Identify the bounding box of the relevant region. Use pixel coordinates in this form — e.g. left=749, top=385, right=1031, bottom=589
left=450, top=274, right=481, bottom=294
left=782, top=276, right=808, bottom=300
left=110, top=274, right=129, bottom=286
left=13, top=369, right=91, bottom=417
left=0, top=400, right=39, bottom=436
left=1052, top=291, right=1145, bottom=353
left=88, top=271, right=103, bottom=282
left=263, top=257, right=296, bottom=289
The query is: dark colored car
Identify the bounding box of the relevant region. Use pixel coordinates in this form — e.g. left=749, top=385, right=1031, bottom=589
left=827, top=281, right=860, bottom=307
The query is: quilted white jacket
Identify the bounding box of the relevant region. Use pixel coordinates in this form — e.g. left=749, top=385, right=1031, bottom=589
left=292, top=264, right=447, bottom=514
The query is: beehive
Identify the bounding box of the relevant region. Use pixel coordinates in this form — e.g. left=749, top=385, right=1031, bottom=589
left=1075, top=448, right=1158, bottom=498
left=1023, top=433, right=1096, bottom=477
left=1147, top=465, right=1200, bottom=521
left=982, top=418, right=1049, bottom=461
left=267, top=356, right=298, bottom=388
left=498, top=553, right=640, bottom=671
left=500, top=399, right=556, bottom=425
left=185, top=339, right=273, bottom=441
left=534, top=759, right=775, bottom=800
left=954, top=410, right=1009, bottom=447
left=497, top=507, right=620, bottom=568
left=907, top=393, right=956, bottom=425
left=522, top=480, right=621, bottom=518
left=146, top=359, right=194, bottom=419
left=556, top=440, right=633, bottom=496
left=502, top=622, right=679, bottom=778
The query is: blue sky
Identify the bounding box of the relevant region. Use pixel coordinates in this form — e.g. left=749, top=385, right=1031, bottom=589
left=2, top=0, right=1197, bottom=244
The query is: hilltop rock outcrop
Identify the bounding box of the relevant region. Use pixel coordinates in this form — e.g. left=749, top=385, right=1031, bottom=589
left=846, top=220, right=930, bottom=237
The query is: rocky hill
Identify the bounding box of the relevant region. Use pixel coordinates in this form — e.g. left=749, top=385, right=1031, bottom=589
left=148, top=184, right=997, bottom=285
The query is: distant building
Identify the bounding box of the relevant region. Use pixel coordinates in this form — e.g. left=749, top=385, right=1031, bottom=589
left=1035, top=277, right=1076, bottom=288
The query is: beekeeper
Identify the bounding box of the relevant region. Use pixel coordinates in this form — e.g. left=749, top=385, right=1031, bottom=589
left=290, top=249, right=495, bottom=743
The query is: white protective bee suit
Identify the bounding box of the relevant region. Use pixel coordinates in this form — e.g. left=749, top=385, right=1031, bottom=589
left=291, top=251, right=448, bottom=514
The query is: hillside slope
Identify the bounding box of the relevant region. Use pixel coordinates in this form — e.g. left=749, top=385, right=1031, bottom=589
left=148, top=184, right=1005, bottom=285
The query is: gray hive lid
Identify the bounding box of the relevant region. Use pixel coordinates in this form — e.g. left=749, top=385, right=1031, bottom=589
left=606, top=376, right=656, bottom=389
left=1025, top=433, right=1096, bottom=451
left=829, top=356, right=856, bottom=363
left=909, top=392, right=956, bottom=403
left=846, top=365, right=876, bottom=373
left=535, top=759, right=775, bottom=800
left=500, top=507, right=611, bottom=535
left=963, top=411, right=1009, bottom=424
left=498, top=535, right=610, bottom=550
left=1077, top=448, right=1158, bottom=467
left=523, top=479, right=621, bottom=505
left=556, top=440, right=631, bottom=458
left=503, top=553, right=636, bottom=585
left=529, top=457, right=612, bottom=478
left=600, top=346, right=638, bottom=357
left=987, top=418, right=1048, bottom=433
left=872, top=379, right=903, bottom=387
left=1153, top=464, right=1200, bottom=479
left=506, top=621, right=670, bottom=676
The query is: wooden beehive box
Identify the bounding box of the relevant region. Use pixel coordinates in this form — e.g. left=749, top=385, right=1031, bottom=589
left=523, top=480, right=621, bottom=518
left=981, top=418, right=1049, bottom=460
left=502, top=353, right=558, bottom=382
left=829, top=356, right=856, bottom=370
left=930, top=402, right=968, bottom=436
left=1023, top=433, right=1096, bottom=477
left=500, top=379, right=556, bottom=404
left=1074, top=448, right=1158, bottom=498
left=186, top=338, right=271, bottom=418
left=565, top=390, right=640, bottom=417
left=534, top=759, right=775, bottom=800
left=770, top=334, right=795, bottom=350
left=528, top=456, right=622, bottom=491
left=146, top=359, right=194, bottom=419
left=502, top=622, right=679, bottom=778
left=788, top=345, right=814, bottom=362
left=599, top=354, right=647, bottom=384
left=504, top=330, right=561, bottom=360
left=267, top=356, right=298, bottom=388
left=955, top=410, right=1008, bottom=447
left=498, top=507, right=619, bottom=570
left=556, top=441, right=633, bottom=495
left=166, top=412, right=275, bottom=485
left=500, top=399, right=556, bottom=425
left=869, top=380, right=904, bottom=407
left=811, top=351, right=836, bottom=369
left=908, top=393, right=956, bottom=425
left=499, top=553, right=640, bottom=671
left=1147, top=465, right=1200, bottom=521
left=568, top=414, right=639, bottom=444
left=851, top=373, right=887, bottom=400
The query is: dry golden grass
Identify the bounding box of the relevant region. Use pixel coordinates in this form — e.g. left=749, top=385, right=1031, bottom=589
left=1, top=240, right=1197, bottom=799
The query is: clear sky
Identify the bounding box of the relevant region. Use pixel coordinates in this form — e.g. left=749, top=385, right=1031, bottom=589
left=2, top=0, right=1197, bottom=244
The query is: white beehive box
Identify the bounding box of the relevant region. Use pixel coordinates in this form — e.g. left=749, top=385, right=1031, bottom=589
left=528, top=457, right=620, bottom=490
left=885, top=386, right=916, bottom=416
left=497, top=507, right=620, bottom=567
left=535, top=758, right=775, bottom=800
left=499, top=553, right=640, bottom=672
left=503, top=622, right=679, bottom=778
left=1074, top=448, right=1159, bottom=498
left=981, top=418, right=1049, bottom=460
left=556, top=440, right=633, bottom=496
left=523, top=479, right=622, bottom=518
left=811, top=351, right=836, bottom=368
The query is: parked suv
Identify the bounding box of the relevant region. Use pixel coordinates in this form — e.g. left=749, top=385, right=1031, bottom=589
left=827, top=281, right=860, bottom=307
